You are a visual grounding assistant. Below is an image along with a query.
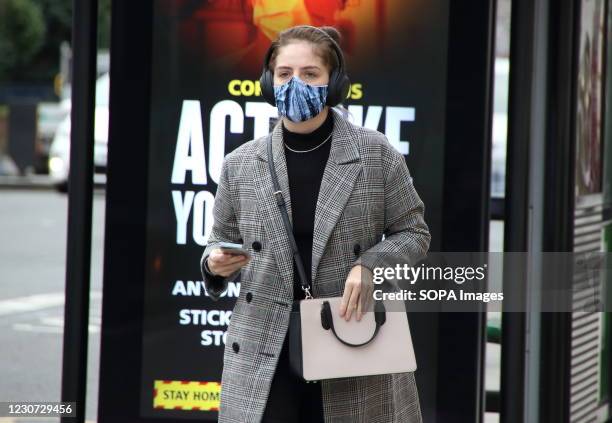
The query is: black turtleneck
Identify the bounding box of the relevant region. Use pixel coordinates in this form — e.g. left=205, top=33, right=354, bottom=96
left=282, top=110, right=334, bottom=300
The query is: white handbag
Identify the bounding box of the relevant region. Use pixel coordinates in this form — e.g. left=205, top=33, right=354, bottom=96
left=288, top=297, right=417, bottom=381
left=267, top=134, right=418, bottom=381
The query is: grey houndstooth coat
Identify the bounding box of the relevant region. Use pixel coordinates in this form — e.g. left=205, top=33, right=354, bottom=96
left=200, top=110, right=431, bottom=423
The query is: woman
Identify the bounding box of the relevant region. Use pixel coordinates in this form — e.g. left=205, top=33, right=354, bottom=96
left=201, top=25, right=431, bottom=423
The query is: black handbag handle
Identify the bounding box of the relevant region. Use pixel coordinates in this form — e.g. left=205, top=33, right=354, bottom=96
left=320, top=300, right=386, bottom=347
left=266, top=134, right=313, bottom=298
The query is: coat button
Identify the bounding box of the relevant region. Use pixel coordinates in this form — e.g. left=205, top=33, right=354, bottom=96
left=353, top=243, right=361, bottom=256
left=252, top=241, right=262, bottom=251
left=232, top=342, right=240, bottom=353
left=246, top=292, right=253, bottom=303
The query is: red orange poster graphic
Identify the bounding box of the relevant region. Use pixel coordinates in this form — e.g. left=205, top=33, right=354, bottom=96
left=156, top=0, right=418, bottom=75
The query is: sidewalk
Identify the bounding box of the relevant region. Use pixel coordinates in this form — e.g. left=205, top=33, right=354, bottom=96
left=0, top=175, right=55, bottom=190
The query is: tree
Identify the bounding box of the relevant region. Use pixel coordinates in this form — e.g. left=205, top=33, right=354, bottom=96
left=0, top=0, right=111, bottom=85
left=98, top=0, right=111, bottom=50
left=0, top=0, right=46, bottom=81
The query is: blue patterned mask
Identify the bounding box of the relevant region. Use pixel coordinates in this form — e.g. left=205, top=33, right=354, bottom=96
left=273, top=76, right=328, bottom=123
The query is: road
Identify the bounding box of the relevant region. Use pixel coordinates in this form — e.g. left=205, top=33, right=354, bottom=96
left=0, top=189, right=105, bottom=423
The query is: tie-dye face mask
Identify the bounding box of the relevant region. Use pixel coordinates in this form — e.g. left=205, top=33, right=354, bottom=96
left=273, top=76, right=328, bottom=123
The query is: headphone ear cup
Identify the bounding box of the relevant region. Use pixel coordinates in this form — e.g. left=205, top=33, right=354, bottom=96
left=260, top=70, right=276, bottom=106
left=326, top=70, right=351, bottom=107
left=338, top=74, right=351, bottom=104
left=326, top=69, right=340, bottom=106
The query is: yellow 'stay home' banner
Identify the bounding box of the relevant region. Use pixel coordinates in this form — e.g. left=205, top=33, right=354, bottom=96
left=153, top=380, right=221, bottom=411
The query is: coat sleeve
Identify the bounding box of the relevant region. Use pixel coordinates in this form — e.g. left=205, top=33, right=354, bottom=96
left=200, top=156, right=243, bottom=301
left=352, top=143, right=431, bottom=286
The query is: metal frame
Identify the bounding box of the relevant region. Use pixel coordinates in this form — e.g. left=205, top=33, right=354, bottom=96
left=501, top=0, right=544, bottom=421
left=438, top=1, right=497, bottom=422
left=61, top=0, right=98, bottom=422
left=539, top=0, right=579, bottom=421
left=501, top=0, right=581, bottom=422
left=97, top=1, right=155, bottom=422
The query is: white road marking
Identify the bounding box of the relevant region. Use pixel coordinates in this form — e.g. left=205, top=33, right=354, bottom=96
left=0, top=293, right=64, bottom=316
left=12, top=316, right=101, bottom=334
left=11, top=323, right=64, bottom=334
left=0, top=419, right=97, bottom=423
left=0, top=292, right=102, bottom=317
left=40, top=317, right=64, bottom=326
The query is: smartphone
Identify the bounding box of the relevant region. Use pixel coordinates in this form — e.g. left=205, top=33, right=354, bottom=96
left=217, top=242, right=251, bottom=258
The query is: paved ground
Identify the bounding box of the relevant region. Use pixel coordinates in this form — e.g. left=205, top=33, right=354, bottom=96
left=0, top=189, right=105, bottom=422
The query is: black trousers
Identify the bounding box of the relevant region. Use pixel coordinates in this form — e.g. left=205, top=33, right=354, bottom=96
left=261, top=331, right=325, bottom=422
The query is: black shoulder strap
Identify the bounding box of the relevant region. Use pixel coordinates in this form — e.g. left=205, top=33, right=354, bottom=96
left=266, top=134, right=313, bottom=299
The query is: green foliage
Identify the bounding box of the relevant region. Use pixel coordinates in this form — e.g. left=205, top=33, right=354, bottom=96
left=1, top=0, right=111, bottom=84
left=0, top=0, right=46, bottom=80
left=98, top=0, right=111, bottom=49
left=39, top=0, right=72, bottom=28
left=38, top=0, right=72, bottom=47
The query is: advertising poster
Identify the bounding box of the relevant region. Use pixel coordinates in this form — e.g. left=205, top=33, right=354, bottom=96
left=575, top=0, right=606, bottom=196
left=140, top=0, right=449, bottom=419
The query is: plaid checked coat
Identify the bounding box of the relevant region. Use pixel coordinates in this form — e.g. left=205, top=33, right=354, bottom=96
left=200, top=111, right=431, bottom=423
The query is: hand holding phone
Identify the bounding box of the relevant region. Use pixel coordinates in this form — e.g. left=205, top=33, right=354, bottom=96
left=207, top=242, right=251, bottom=277
left=217, top=242, right=251, bottom=258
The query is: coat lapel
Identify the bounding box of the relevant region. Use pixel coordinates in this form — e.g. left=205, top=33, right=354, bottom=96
left=253, top=121, right=295, bottom=300
left=311, top=113, right=361, bottom=290
left=253, top=112, right=361, bottom=299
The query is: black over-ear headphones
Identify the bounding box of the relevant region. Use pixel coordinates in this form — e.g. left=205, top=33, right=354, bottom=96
left=259, top=26, right=351, bottom=107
